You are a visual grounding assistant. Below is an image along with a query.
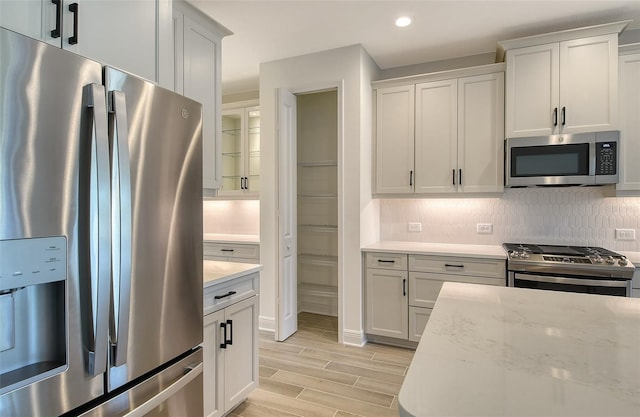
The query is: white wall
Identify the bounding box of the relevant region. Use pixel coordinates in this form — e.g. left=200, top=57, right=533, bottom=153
left=203, top=200, right=260, bottom=235
left=259, top=44, right=380, bottom=343
left=379, top=188, right=640, bottom=252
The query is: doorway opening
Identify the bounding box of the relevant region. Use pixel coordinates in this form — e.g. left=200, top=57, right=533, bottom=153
left=296, top=89, right=339, bottom=341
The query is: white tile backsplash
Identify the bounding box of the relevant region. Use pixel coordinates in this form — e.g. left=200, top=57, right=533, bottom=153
left=203, top=200, right=260, bottom=235
left=380, top=188, right=640, bottom=252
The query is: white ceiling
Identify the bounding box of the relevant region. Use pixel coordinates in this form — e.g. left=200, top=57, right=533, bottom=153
left=188, top=0, right=640, bottom=96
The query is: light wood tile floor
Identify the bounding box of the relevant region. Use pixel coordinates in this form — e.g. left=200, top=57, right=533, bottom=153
left=229, top=312, right=415, bottom=417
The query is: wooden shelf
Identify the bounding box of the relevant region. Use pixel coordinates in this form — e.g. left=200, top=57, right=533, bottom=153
left=297, top=160, right=337, bottom=167
left=298, top=254, right=338, bottom=264
left=297, top=193, right=337, bottom=199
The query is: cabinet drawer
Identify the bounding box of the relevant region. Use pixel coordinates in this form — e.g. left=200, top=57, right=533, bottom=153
left=409, top=271, right=504, bottom=308
left=365, top=252, right=408, bottom=271
left=204, top=242, right=260, bottom=260
left=204, top=272, right=259, bottom=315
left=409, top=306, right=431, bottom=342
left=409, top=255, right=505, bottom=278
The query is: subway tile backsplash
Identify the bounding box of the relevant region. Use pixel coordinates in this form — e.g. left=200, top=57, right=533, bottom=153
left=380, top=188, right=640, bottom=252
left=203, top=200, right=260, bottom=235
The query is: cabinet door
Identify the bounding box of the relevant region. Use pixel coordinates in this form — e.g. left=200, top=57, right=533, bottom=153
left=617, top=52, right=640, bottom=192
left=223, top=296, right=259, bottom=412
left=559, top=34, right=618, bottom=134
left=66, top=0, right=157, bottom=82
left=505, top=43, right=560, bottom=137
left=408, top=306, right=431, bottom=342
left=246, top=106, right=261, bottom=195
left=221, top=108, right=245, bottom=195
left=181, top=14, right=221, bottom=190
left=414, top=79, right=457, bottom=193
left=0, top=0, right=58, bottom=46
left=365, top=268, right=408, bottom=339
left=203, top=310, right=225, bottom=417
left=375, top=85, right=415, bottom=194
left=457, top=72, right=504, bottom=193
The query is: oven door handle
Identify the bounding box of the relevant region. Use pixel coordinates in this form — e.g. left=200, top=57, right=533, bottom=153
left=514, top=273, right=628, bottom=288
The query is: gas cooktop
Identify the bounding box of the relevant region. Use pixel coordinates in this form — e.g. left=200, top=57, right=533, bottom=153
left=503, top=243, right=635, bottom=279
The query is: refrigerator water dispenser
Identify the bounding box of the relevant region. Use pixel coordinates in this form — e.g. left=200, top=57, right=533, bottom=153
left=0, top=237, right=67, bottom=395
left=0, top=291, right=14, bottom=352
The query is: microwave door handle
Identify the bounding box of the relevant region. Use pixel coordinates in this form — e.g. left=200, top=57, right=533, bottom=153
left=108, top=90, right=133, bottom=367
left=589, top=141, right=596, bottom=176
left=84, top=84, right=111, bottom=376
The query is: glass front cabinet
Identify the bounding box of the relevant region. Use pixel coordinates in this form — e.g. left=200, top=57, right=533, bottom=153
left=220, top=104, right=260, bottom=197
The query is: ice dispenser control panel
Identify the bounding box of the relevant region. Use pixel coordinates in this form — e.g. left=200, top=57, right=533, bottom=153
left=0, top=237, right=67, bottom=290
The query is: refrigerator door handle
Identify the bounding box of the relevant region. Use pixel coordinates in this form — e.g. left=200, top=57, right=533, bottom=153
left=84, top=83, right=111, bottom=377
left=122, top=362, right=203, bottom=417
left=108, top=90, right=133, bottom=367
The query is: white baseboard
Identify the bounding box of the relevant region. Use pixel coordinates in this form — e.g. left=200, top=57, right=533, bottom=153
left=259, top=316, right=275, bottom=332
left=342, top=329, right=366, bottom=347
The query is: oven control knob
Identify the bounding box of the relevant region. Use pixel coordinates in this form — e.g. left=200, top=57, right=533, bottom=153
left=520, top=251, right=530, bottom=259
left=605, top=256, right=616, bottom=265
left=592, top=256, right=604, bottom=263
left=562, top=257, right=571, bottom=263
left=619, top=256, right=628, bottom=266
left=509, top=250, right=518, bottom=258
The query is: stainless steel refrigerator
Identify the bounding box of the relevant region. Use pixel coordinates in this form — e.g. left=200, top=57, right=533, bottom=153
left=0, top=27, right=204, bottom=416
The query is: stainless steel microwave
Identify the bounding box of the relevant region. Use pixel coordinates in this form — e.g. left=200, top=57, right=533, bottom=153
left=505, top=131, right=619, bottom=187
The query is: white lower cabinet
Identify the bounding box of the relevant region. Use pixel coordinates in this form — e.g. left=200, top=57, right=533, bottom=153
left=365, top=267, right=409, bottom=339
left=203, top=274, right=259, bottom=417
left=365, top=251, right=505, bottom=343
left=408, top=306, right=431, bottom=342
left=204, top=242, right=260, bottom=264
left=632, top=268, right=640, bottom=299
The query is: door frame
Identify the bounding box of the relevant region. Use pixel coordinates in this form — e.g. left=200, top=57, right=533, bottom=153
left=275, top=81, right=344, bottom=343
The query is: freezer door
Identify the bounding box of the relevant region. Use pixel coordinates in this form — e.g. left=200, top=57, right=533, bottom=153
left=103, top=67, right=203, bottom=390
left=78, top=348, right=203, bottom=417
left=0, top=28, right=106, bottom=415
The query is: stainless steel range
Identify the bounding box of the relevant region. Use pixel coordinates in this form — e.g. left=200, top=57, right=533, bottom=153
left=504, top=243, right=635, bottom=297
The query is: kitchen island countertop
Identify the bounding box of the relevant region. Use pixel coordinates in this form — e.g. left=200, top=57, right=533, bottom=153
left=398, top=282, right=640, bottom=417
left=203, top=260, right=262, bottom=288
left=362, top=241, right=506, bottom=259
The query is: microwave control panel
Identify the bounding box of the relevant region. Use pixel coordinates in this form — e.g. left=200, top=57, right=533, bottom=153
left=595, top=141, right=617, bottom=175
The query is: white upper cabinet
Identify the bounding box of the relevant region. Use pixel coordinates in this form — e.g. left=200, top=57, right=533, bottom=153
left=501, top=21, right=630, bottom=138
left=219, top=102, right=260, bottom=197
left=0, top=0, right=170, bottom=84
left=457, top=72, right=505, bottom=193
left=374, top=85, right=415, bottom=194
left=505, top=43, right=560, bottom=137
left=617, top=46, right=640, bottom=194
left=373, top=64, right=505, bottom=195
left=174, top=1, right=231, bottom=192
left=414, top=79, right=457, bottom=193
left=0, top=0, right=50, bottom=43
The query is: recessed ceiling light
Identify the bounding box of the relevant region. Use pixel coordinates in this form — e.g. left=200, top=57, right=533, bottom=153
left=395, top=16, right=413, bottom=28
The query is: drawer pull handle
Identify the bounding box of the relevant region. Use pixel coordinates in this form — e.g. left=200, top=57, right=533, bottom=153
left=220, top=249, right=234, bottom=252
left=445, top=264, right=464, bottom=268
left=214, top=291, right=237, bottom=300
left=377, top=260, right=395, bottom=263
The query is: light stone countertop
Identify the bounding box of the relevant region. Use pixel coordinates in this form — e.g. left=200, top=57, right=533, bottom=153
left=203, top=233, right=260, bottom=244
left=203, top=260, right=262, bottom=288
left=398, top=282, right=640, bottom=417
left=362, top=241, right=507, bottom=260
